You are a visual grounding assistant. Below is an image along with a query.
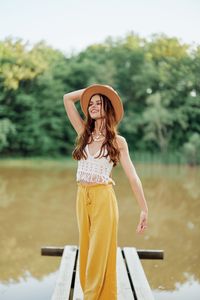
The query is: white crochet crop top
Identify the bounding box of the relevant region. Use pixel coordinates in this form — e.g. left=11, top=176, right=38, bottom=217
left=76, top=144, right=116, bottom=185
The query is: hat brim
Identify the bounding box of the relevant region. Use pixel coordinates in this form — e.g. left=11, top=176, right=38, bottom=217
left=80, top=84, right=124, bottom=124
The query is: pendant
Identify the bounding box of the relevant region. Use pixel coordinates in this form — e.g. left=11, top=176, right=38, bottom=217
left=91, top=130, right=105, bottom=142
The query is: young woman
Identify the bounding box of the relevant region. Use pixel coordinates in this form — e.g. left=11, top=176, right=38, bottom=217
left=63, top=84, right=148, bottom=300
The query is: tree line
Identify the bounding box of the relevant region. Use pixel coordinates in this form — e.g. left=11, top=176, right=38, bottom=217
left=0, top=33, right=199, bottom=164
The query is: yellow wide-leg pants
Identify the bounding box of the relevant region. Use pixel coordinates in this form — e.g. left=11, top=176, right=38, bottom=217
left=76, top=182, right=119, bottom=300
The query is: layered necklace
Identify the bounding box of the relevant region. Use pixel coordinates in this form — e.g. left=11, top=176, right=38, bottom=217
left=91, top=130, right=106, bottom=142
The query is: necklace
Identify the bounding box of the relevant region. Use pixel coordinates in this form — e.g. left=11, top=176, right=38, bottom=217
left=91, top=130, right=105, bottom=142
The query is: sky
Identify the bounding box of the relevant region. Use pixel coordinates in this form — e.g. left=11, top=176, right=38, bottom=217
left=0, top=0, right=200, bottom=55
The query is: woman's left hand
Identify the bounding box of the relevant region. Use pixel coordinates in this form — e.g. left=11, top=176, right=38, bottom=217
left=136, top=210, right=148, bottom=234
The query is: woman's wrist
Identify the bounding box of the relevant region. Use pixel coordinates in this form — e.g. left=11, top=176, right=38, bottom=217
left=141, top=208, right=148, bottom=214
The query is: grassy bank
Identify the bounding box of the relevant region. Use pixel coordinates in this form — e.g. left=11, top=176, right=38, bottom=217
left=131, top=151, right=189, bottom=165
left=0, top=150, right=198, bottom=166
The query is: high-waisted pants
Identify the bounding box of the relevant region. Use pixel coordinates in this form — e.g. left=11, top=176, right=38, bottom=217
left=76, top=182, right=119, bottom=300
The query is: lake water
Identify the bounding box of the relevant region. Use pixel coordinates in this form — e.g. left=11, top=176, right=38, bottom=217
left=0, top=159, right=199, bottom=300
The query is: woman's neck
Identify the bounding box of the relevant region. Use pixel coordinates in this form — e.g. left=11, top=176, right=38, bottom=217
left=94, top=119, right=106, bottom=133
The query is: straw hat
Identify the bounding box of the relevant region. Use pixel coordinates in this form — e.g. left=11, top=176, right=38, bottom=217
left=80, top=84, right=124, bottom=124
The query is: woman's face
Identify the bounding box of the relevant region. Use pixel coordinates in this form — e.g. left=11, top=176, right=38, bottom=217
left=88, top=94, right=105, bottom=119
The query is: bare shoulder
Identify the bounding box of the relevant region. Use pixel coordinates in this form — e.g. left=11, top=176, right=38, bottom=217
left=116, top=134, right=128, bottom=151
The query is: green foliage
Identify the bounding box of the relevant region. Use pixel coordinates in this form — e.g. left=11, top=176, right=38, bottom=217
left=0, top=37, right=49, bottom=90
left=0, top=34, right=200, bottom=164
left=142, top=92, right=173, bottom=151
left=183, top=133, right=200, bottom=165
left=0, top=118, right=16, bottom=151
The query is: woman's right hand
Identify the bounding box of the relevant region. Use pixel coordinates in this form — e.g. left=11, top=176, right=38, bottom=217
left=136, top=210, right=148, bottom=234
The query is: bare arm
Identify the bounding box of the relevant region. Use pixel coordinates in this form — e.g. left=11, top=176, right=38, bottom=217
left=63, top=88, right=86, bottom=135
left=117, top=135, right=148, bottom=234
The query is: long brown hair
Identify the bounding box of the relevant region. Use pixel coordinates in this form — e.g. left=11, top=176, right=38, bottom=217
left=72, top=93, right=121, bottom=167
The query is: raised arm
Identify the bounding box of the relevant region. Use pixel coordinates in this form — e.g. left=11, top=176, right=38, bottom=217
left=63, top=88, right=86, bottom=135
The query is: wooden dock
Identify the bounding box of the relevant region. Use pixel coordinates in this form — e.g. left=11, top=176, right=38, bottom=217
left=41, top=245, right=164, bottom=300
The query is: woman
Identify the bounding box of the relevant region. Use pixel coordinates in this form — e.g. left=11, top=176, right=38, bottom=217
left=63, top=84, right=148, bottom=300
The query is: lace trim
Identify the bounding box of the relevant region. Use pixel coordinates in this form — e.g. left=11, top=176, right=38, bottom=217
left=76, top=170, right=112, bottom=184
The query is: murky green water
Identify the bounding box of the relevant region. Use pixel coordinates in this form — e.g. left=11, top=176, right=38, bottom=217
left=0, top=159, right=199, bottom=300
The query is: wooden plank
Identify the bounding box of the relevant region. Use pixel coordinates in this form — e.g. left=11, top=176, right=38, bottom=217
left=137, top=249, right=164, bottom=260
left=73, top=247, right=136, bottom=300
left=117, top=247, right=135, bottom=300
left=41, top=246, right=64, bottom=256
left=41, top=246, right=164, bottom=260
left=51, top=245, right=77, bottom=300
left=123, top=247, right=154, bottom=300
left=73, top=250, right=84, bottom=300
